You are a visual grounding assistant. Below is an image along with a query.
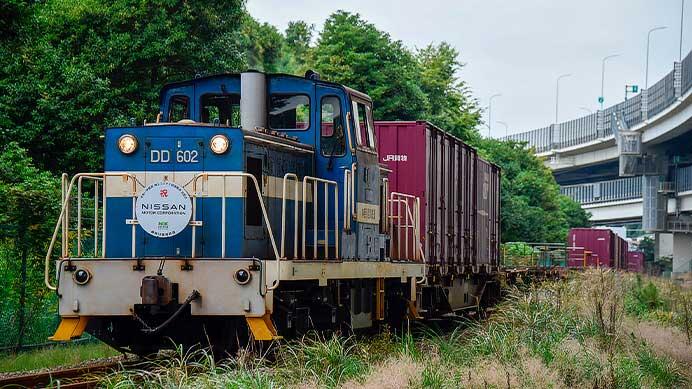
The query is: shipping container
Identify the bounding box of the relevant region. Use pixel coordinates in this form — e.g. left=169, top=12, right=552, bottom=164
left=375, top=121, right=500, bottom=276
left=567, top=228, right=628, bottom=269
left=627, top=251, right=645, bottom=273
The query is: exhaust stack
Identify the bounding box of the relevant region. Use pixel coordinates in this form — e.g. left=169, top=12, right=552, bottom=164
left=240, top=71, right=267, bottom=131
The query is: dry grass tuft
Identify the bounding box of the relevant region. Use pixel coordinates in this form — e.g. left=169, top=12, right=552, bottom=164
left=341, top=355, right=422, bottom=389
left=454, top=359, right=519, bottom=388
left=623, top=318, right=692, bottom=364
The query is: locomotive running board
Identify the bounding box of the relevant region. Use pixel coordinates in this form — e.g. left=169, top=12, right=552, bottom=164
left=246, top=313, right=282, bottom=341
left=49, top=316, right=90, bottom=341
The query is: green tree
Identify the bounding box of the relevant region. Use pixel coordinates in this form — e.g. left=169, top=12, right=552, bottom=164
left=241, top=15, right=296, bottom=73
left=312, top=11, right=427, bottom=120
left=285, top=20, right=314, bottom=73
left=417, top=42, right=481, bottom=141
left=0, top=0, right=247, bottom=174
left=476, top=138, right=591, bottom=243
left=0, top=143, right=61, bottom=349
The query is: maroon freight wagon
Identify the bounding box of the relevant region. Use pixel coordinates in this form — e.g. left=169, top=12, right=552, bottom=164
left=567, top=228, right=628, bottom=269
left=627, top=251, right=645, bottom=273
left=375, top=121, right=501, bottom=276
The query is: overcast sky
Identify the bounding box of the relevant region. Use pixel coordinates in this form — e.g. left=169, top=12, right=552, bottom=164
left=248, top=0, right=690, bottom=136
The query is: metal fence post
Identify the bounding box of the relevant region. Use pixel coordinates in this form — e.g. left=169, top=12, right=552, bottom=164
left=674, top=61, right=682, bottom=98
left=551, top=123, right=560, bottom=151
left=641, top=89, right=649, bottom=122
left=596, top=109, right=604, bottom=138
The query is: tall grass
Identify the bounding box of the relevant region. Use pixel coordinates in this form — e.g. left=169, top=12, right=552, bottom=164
left=87, top=270, right=690, bottom=388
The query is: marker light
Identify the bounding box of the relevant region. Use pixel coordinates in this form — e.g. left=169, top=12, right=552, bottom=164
left=210, top=134, right=229, bottom=154
left=118, top=134, right=138, bottom=154
left=234, top=268, right=251, bottom=285
left=73, top=268, right=91, bottom=285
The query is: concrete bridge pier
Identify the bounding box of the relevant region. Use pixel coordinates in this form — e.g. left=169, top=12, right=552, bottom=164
left=672, top=232, right=692, bottom=277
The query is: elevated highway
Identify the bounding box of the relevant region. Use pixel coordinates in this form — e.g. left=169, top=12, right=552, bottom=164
left=506, top=50, right=692, bottom=275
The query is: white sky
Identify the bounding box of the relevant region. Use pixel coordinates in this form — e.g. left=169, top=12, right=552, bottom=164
left=248, top=0, right=690, bottom=136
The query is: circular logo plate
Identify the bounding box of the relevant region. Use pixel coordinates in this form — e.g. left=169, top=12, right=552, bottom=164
left=135, top=181, right=192, bottom=238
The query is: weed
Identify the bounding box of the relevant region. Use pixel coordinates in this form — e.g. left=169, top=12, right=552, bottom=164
left=419, top=364, right=447, bottom=389
left=636, top=345, right=687, bottom=388
left=280, top=333, right=368, bottom=388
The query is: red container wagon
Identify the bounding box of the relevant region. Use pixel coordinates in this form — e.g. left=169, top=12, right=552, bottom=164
left=616, top=237, right=629, bottom=270
left=568, top=228, right=628, bottom=269
left=627, top=251, right=645, bottom=273
left=375, top=121, right=501, bottom=277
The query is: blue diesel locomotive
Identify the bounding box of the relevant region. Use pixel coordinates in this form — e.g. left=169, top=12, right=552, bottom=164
left=46, top=71, right=499, bottom=354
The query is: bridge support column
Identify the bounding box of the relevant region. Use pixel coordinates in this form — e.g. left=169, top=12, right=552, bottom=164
left=672, top=232, right=692, bottom=277
left=655, top=232, right=674, bottom=260
left=642, top=175, right=667, bottom=231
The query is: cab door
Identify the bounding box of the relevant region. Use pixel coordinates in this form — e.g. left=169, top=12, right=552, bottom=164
left=314, top=85, right=350, bottom=259
left=348, top=97, right=382, bottom=261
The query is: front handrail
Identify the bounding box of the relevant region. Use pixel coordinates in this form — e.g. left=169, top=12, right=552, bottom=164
left=190, top=172, right=282, bottom=290
left=302, top=176, right=339, bottom=260
left=281, top=173, right=300, bottom=259
left=45, top=173, right=139, bottom=291
left=76, top=176, right=104, bottom=257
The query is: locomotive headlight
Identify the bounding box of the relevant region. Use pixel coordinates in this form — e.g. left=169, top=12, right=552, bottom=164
left=118, top=134, right=138, bottom=154
left=210, top=134, right=229, bottom=154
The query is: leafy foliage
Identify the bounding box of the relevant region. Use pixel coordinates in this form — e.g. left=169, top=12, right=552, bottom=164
left=417, top=42, right=482, bottom=141
left=0, top=143, right=61, bottom=349
left=0, top=0, right=247, bottom=173
left=312, top=11, right=428, bottom=122
left=475, top=138, right=591, bottom=243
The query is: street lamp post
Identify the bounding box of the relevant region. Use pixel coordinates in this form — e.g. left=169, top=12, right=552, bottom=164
left=681, top=0, right=686, bottom=62
left=497, top=121, right=509, bottom=138
left=645, top=26, right=667, bottom=89
left=600, top=54, right=619, bottom=110
left=488, top=93, right=501, bottom=137
left=555, top=73, right=572, bottom=123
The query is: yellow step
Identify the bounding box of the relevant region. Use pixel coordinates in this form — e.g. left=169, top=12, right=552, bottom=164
left=246, top=313, right=282, bottom=341
left=49, top=316, right=90, bottom=341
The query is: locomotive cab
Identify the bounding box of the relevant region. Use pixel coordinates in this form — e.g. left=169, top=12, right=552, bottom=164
left=47, top=71, right=425, bottom=354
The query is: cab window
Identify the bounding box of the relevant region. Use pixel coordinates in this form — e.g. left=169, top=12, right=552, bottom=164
left=320, top=96, right=345, bottom=157
left=201, top=94, right=240, bottom=126
left=352, top=99, right=376, bottom=149
left=269, top=94, right=310, bottom=130
left=169, top=95, right=190, bottom=122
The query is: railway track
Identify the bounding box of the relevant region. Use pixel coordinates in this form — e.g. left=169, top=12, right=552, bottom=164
left=0, top=359, right=134, bottom=388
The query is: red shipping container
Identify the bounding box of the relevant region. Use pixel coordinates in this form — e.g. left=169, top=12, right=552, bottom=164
left=375, top=121, right=500, bottom=275
left=568, top=228, right=618, bottom=268
left=627, top=251, right=645, bottom=273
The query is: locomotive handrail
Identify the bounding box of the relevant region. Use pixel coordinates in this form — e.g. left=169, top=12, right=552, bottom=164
left=343, top=168, right=352, bottom=232
left=388, top=192, right=424, bottom=262
left=381, top=178, right=389, bottom=234
left=45, top=173, right=139, bottom=291
left=76, top=175, right=103, bottom=257
left=302, top=176, right=339, bottom=260
left=190, top=172, right=282, bottom=290
left=280, top=173, right=300, bottom=259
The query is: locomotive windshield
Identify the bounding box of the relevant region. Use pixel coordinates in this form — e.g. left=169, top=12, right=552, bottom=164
left=320, top=95, right=345, bottom=157
left=200, top=94, right=240, bottom=126
left=269, top=94, right=310, bottom=130
left=168, top=95, right=190, bottom=122
left=352, top=99, right=376, bottom=150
